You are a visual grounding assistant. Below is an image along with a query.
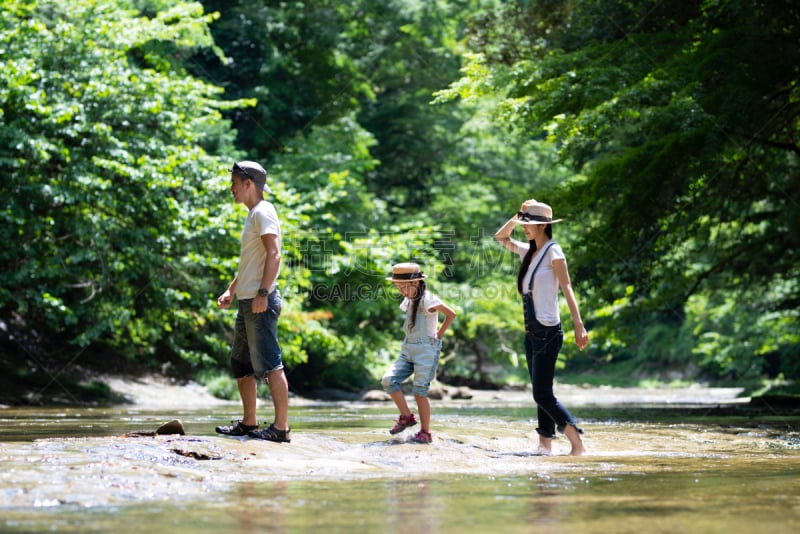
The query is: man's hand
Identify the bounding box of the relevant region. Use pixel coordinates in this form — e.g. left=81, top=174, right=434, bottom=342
left=251, top=294, right=268, bottom=314
left=217, top=290, right=233, bottom=309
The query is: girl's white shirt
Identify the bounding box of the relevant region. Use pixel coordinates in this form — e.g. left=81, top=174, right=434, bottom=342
left=517, top=242, right=565, bottom=327
left=400, top=291, right=444, bottom=337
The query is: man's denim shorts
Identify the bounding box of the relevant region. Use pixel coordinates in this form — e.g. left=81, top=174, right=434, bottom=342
left=230, top=289, right=283, bottom=379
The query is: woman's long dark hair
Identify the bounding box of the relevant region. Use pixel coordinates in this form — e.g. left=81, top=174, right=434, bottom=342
left=516, top=225, right=553, bottom=294
left=408, top=280, right=426, bottom=331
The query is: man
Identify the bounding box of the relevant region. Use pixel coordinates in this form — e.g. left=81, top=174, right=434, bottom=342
left=215, top=160, right=290, bottom=443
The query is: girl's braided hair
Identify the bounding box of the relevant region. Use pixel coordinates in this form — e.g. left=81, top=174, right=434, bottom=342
left=408, top=280, right=426, bottom=331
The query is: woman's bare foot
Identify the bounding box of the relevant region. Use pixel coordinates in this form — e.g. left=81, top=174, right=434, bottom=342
left=533, top=436, right=552, bottom=456
left=564, top=425, right=586, bottom=456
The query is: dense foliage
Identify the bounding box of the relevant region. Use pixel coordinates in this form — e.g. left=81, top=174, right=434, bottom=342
left=0, top=0, right=245, bottom=397
left=1, top=0, right=797, bottom=404
left=441, top=0, right=800, bottom=380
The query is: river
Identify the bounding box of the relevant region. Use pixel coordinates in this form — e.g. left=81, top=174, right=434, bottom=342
left=1, top=379, right=798, bottom=533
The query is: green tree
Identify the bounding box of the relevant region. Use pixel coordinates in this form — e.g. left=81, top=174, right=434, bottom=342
left=189, top=0, right=516, bottom=388
left=1, top=0, right=488, bottom=403
left=440, top=0, right=800, bottom=381
left=190, top=0, right=373, bottom=155
left=192, top=0, right=480, bottom=211
left=0, top=0, right=250, bottom=393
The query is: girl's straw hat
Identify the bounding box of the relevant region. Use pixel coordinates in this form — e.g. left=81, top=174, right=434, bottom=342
left=516, top=200, right=563, bottom=225
left=386, top=262, right=427, bottom=281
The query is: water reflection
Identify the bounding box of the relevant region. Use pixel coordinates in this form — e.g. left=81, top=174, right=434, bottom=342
left=229, top=481, right=290, bottom=532
left=1, top=401, right=799, bottom=533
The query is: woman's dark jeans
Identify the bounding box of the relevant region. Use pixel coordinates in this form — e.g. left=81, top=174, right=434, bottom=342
left=522, top=295, right=583, bottom=439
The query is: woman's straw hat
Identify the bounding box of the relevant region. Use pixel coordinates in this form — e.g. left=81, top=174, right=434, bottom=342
left=516, top=200, right=563, bottom=225
left=386, top=262, right=427, bottom=282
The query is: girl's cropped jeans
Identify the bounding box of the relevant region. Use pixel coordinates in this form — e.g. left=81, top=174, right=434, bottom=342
left=381, top=336, right=442, bottom=397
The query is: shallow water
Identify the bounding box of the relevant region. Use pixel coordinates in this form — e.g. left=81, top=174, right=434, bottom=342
left=1, top=393, right=799, bottom=533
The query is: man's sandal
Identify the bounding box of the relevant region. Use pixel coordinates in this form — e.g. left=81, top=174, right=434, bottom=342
left=215, top=420, right=258, bottom=437
left=248, top=423, right=291, bottom=443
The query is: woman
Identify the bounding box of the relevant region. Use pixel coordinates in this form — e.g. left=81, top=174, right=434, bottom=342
left=495, top=199, right=589, bottom=456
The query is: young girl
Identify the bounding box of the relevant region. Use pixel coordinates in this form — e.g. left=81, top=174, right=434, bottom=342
left=495, top=199, right=589, bottom=456
left=380, top=262, right=456, bottom=444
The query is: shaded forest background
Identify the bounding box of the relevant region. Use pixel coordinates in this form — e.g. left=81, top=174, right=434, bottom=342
left=1, top=0, right=798, bottom=405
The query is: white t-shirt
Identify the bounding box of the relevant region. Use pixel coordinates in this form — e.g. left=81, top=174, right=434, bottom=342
left=517, top=242, right=565, bottom=326
left=236, top=200, right=281, bottom=299
left=400, top=291, right=444, bottom=337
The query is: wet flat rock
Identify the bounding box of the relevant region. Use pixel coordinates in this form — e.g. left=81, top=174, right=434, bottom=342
left=2, top=422, right=798, bottom=510
left=0, top=432, right=536, bottom=508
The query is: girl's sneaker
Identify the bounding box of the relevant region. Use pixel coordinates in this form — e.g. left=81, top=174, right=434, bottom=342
left=410, top=429, right=432, bottom=444
left=389, top=413, right=417, bottom=434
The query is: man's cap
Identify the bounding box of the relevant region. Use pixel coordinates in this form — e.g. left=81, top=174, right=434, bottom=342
left=231, top=161, right=271, bottom=193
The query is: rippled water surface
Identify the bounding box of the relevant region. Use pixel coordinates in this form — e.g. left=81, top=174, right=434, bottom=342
left=2, top=392, right=799, bottom=533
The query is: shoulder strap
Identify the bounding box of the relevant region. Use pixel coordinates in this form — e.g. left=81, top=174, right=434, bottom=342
left=527, top=241, right=557, bottom=293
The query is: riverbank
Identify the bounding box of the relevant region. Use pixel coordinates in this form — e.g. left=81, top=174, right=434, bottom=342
left=102, top=373, right=749, bottom=409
